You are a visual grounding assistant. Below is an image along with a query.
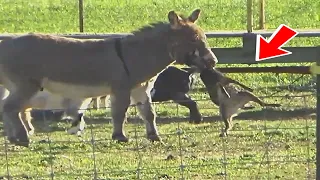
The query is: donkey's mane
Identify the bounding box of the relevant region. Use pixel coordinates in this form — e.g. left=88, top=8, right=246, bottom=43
left=127, top=21, right=170, bottom=40
left=126, top=12, right=192, bottom=41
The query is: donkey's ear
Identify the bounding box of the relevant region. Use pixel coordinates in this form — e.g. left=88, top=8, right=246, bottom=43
left=188, top=9, right=201, bottom=23
left=168, top=10, right=182, bottom=29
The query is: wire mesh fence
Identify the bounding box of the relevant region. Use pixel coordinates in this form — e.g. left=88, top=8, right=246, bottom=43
left=0, top=72, right=316, bottom=180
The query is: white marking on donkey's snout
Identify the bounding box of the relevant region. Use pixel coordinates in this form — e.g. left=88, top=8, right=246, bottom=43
left=42, top=78, right=111, bottom=99
left=203, top=48, right=218, bottom=63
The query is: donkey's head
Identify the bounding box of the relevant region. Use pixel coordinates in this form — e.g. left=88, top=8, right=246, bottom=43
left=167, top=9, right=218, bottom=70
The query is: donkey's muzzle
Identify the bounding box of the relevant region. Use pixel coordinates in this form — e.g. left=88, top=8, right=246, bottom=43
left=203, top=50, right=218, bottom=68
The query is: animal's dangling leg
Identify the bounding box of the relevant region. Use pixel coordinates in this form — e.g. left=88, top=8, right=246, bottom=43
left=110, top=89, right=131, bottom=142
left=2, top=84, right=39, bottom=147
left=219, top=104, right=232, bottom=137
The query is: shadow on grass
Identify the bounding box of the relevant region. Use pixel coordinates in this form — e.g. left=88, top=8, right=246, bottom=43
left=28, top=107, right=316, bottom=134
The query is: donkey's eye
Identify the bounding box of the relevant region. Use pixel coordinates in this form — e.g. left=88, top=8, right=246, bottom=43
left=192, top=35, right=200, bottom=42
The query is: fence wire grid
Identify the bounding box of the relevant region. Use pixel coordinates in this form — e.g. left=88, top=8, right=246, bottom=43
left=0, top=72, right=316, bottom=180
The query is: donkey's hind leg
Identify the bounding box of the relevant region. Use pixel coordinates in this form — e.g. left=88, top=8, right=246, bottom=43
left=131, top=88, right=161, bottom=142
left=110, top=89, right=131, bottom=142
left=2, top=85, right=39, bottom=147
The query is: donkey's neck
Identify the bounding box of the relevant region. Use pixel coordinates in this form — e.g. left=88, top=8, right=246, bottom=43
left=123, top=24, right=175, bottom=86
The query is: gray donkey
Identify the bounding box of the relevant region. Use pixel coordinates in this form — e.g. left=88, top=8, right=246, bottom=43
left=0, top=9, right=218, bottom=147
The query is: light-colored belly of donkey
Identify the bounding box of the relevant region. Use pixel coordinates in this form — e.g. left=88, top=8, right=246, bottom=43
left=0, top=85, right=90, bottom=113
left=42, top=78, right=111, bottom=99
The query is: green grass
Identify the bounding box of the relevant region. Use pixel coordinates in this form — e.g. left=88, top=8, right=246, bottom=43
left=0, top=0, right=319, bottom=179
left=0, top=115, right=316, bottom=179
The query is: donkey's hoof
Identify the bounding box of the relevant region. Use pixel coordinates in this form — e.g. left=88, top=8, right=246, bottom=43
left=147, top=134, right=162, bottom=142
left=8, top=137, right=30, bottom=147
left=16, top=127, right=30, bottom=143
left=14, top=140, right=30, bottom=147
left=112, top=133, right=129, bottom=143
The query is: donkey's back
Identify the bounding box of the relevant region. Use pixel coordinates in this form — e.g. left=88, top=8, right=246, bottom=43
left=0, top=33, right=127, bottom=98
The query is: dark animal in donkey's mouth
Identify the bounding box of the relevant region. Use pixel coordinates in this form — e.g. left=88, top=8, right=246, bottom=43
left=200, top=68, right=281, bottom=137
left=0, top=9, right=218, bottom=147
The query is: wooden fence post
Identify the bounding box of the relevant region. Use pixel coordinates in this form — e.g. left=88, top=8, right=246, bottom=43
left=246, top=0, right=253, bottom=32
left=78, top=0, right=84, bottom=32
left=259, top=0, right=265, bottom=30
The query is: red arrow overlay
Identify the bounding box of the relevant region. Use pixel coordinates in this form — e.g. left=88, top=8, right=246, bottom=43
left=256, top=24, right=299, bottom=61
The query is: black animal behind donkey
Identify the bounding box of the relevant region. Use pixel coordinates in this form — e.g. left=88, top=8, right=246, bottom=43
left=150, top=66, right=203, bottom=123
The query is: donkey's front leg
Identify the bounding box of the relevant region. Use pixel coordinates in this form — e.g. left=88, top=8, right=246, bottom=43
left=137, top=101, right=160, bottom=141
left=2, top=85, right=38, bottom=147
left=110, top=90, right=131, bottom=142
left=131, top=89, right=161, bottom=142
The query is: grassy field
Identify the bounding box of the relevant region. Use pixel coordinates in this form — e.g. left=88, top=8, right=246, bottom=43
left=0, top=0, right=319, bottom=179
